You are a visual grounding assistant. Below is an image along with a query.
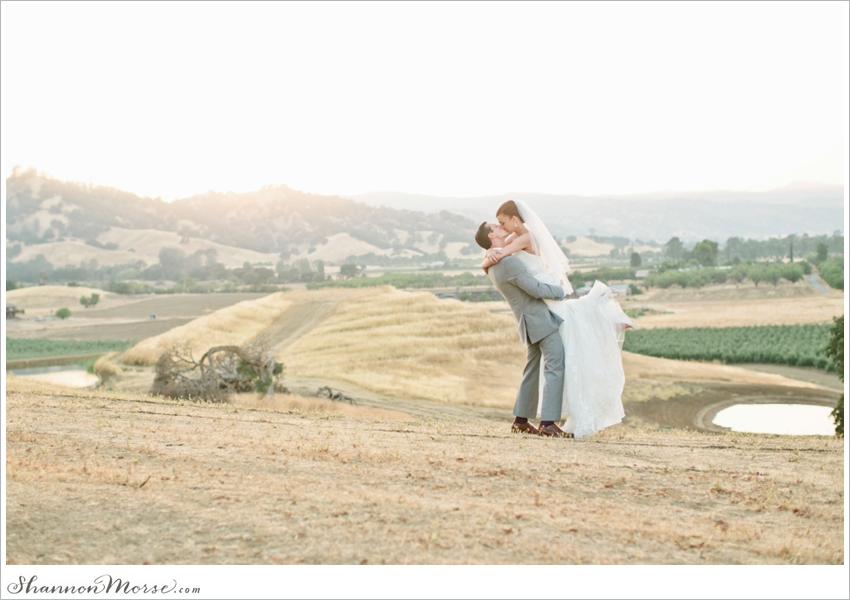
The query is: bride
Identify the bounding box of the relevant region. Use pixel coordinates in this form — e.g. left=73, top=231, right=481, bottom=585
left=482, top=200, right=635, bottom=439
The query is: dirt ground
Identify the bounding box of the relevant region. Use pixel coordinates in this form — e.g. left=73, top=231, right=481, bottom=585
left=5, top=293, right=270, bottom=341
left=622, top=290, right=843, bottom=329
left=5, top=378, right=844, bottom=565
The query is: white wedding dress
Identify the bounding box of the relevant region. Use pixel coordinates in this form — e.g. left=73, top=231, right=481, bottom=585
left=513, top=250, right=635, bottom=438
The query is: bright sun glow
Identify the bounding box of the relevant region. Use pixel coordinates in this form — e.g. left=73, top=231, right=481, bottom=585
left=1, top=1, right=847, bottom=201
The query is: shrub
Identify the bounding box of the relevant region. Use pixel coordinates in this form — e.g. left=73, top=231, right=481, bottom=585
left=818, top=255, right=844, bottom=290
left=55, top=308, right=71, bottom=319
left=824, top=315, right=844, bottom=436
left=80, top=293, right=100, bottom=308
left=780, top=263, right=805, bottom=284
left=748, top=265, right=765, bottom=286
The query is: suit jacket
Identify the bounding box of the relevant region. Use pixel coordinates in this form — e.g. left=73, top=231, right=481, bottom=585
left=487, top=254, right=565, bottom=345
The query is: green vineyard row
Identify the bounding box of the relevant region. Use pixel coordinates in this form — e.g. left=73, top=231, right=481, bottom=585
left=5, top=339, right=137, bottom=362
left=622, top=324, right=838, bottom=372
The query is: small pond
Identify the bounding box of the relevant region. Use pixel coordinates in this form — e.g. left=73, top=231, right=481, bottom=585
left=7, top=364, right=99, bottom=388
left=713, top=403, right=837, bottom=436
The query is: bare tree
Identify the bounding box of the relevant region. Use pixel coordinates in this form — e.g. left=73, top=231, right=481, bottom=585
left=152, top=340, right=283, bottom=403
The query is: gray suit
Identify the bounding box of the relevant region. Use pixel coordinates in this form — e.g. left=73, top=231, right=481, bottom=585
left=488, top=255, right=566, bottom=421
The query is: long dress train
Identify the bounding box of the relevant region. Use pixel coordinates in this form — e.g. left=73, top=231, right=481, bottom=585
left=513, top=251, right=635, bottom=438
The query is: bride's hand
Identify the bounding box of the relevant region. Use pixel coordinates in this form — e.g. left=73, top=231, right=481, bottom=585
left=485, top=248, right=502, bottom=263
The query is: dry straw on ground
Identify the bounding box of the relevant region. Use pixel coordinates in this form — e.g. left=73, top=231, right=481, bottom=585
left=6, top=284, right=121, bottom=315
left=627, top=285, right=843, bottom=329
left=280, top=287, right=833, bottom=408
left=121, top=293, right=293, bottom=365
left=281, top=286, right=527, bottom=408
left=119, top=286, right=835, bottom=410
left=5, top=377, right=844, bottom=565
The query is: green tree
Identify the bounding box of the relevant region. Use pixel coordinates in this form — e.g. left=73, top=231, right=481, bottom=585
left=55, top=307, right=71, bottom=319
left=339, top=263, right=360, bottom=279
left=6, top=277, right=19, bottom=291
left=764, top=264, right=782, bottom=286
left=159, top=247, right=186, bottom=279
left=824, top=315, right=843, bottom=436
left=816, top=242, right=828, bottom=263
left=665, top=237, right=683, bottom=262
left=780, top=263, right=804, bottom=284
left=630, top=252, right=641, bottom=268
left=80, top=293, right=100, bottom=308
left=728, top=265, right=747, bottom=286
left=748, top=265, right=764, bottom=287
left=692, top=239, right=719, bottom=267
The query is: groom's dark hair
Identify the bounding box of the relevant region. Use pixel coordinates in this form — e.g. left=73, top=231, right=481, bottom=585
left=475, top=221, right=492, bottom=250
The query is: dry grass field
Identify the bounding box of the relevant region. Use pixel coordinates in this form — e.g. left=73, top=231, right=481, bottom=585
left=278, top=287, right=840, bottom=412
left=623, top=283, right=843, bottom=329
left=121, top=293, right=294, bottom=365
left=5, top=377, right=844, bottom=565
left=11, top=228, right=282, bottom=269
left=281, top=287, right=527, bottom=408
left=6, top=285, right=125, bottom=316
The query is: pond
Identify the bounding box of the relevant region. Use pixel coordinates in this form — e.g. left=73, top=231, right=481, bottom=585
left=6, top=364, right=99, bottom=388
left=713, top=403, right=837, bottom=436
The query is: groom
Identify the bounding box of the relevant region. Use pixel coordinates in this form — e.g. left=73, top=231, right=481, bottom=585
left=475, top=221, right=572, bottom=438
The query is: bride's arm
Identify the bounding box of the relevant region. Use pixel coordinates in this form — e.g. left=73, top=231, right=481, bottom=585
left=485, top=233, right=532, bottom=264
left=482, top=233, right=519, bottom=271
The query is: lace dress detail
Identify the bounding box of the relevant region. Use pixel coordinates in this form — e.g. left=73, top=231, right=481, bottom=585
left=513, top=251, right=635, bottom=438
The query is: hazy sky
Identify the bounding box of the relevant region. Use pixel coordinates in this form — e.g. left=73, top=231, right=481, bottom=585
left=1, top=1, right=847, bottom=201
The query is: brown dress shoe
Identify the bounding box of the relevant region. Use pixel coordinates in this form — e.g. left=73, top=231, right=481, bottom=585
left=538, top=423, right=574, bottom=438
left=511, top=421, right=539, bottom=435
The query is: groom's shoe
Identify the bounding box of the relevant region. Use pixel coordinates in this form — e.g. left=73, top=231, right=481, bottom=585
left=538, top=423, right=574, bottom=438
left=511, top=421, right=539, bottom=435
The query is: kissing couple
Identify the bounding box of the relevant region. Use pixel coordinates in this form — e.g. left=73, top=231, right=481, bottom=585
left=475, top=200, right=635, bottom=438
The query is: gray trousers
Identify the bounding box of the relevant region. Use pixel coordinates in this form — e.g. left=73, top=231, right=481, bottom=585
left=513, top=329, right=565, bottom=422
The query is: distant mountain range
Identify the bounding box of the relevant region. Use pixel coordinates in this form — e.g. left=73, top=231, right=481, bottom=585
left=4, top=169, right=481, bottom=267
left=349, top=182, right=845, bottom=243
left=5, top=169, right=844, bottom=274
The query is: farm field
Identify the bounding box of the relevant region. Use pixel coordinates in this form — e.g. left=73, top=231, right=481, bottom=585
left=621, top=285, right=843, bottom=329
left=5, top=338, right=137, bottom=361
left=5, top=377, right=844, bottom=565
left=5, top=293, right=271, bottom=341
left=622, top=324, right=838, bottom=371
left=6, top=285, right=126, bottom=316
left=5, top=284, right=843, bottom=431
left=72, top=286, right=840, bottom=436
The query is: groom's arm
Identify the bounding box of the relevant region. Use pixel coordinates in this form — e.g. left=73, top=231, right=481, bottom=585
left=501, top=257, right=566, bottom=301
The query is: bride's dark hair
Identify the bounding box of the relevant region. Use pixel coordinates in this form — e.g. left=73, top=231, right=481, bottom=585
left=475, top=222, right=492, bottom=250
left=496, top=200, right=523, bottom=221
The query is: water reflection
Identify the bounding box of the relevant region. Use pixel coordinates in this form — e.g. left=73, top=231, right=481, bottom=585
left=7, top=365, right=98, bottom=388
left=713, top=403, right=836, bottom=436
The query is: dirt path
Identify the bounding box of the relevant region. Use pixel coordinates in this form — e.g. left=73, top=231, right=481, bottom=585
left=260, top=298, right=343, bottom=353
left=283, top=377, right=513, bottom=422
left=5, top=378, right=844, bottom=565
left=807, top=273, right=831, bottom=295
left=5, top=317, right=196, bottom=341
left=736, top=364, right=844, bottom=391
